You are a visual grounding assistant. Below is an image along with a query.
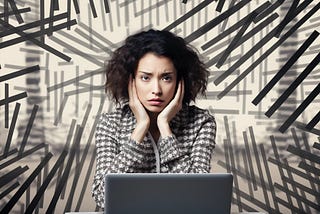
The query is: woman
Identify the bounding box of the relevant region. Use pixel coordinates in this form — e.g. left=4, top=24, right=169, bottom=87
left=92, top=29, right=216, bottom=209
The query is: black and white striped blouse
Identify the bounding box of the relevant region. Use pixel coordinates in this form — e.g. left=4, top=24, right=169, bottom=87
left=92, top=104, right=216, bottom=209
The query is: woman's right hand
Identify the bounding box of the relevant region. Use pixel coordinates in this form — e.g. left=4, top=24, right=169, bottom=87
left=128, top=74, right=150, bottom=143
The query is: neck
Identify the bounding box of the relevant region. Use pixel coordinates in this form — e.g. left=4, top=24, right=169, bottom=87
left=148, top=111, right=159, bottom=131
left=147, top=111, right=160, bottom=141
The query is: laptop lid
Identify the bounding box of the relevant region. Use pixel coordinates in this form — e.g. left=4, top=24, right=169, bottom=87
left=104, top=173, right=233, bottom=214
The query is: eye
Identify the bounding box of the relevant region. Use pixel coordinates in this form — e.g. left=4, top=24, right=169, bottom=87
left=162, top=75, right=172, bottom=82
left=141, top=75, right=150, bottom=81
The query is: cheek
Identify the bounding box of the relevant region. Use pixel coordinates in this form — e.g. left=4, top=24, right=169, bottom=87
left=167, top=84, right=177, bottom=99
left=135, top=81, right=146, bottom=100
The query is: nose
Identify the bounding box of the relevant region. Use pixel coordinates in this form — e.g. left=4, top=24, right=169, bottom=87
left=152, top=80, right=162, bottom=96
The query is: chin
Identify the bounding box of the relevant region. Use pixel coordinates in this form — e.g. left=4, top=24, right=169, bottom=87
left=145, top=105, right=164, bottom=113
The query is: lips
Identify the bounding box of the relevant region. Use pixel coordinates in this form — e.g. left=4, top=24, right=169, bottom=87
left=148, top=98, right=164, bottom=106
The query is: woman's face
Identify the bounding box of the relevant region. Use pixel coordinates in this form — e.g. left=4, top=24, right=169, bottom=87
left=134, top=52, right=177, bottom=113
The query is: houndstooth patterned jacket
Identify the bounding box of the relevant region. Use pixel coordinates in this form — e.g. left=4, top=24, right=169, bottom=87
left=92, top=104, right=216, bottom=209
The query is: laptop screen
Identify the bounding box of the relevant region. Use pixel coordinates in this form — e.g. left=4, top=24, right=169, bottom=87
left=104, top=173, right=233, bottom=214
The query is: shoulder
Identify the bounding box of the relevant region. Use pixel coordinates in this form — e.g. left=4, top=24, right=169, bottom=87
left=185, top=105, right=215, bottom=124
left=97, top=104, right=133, bottom=128
left=172, top=105, right=216, bottom=128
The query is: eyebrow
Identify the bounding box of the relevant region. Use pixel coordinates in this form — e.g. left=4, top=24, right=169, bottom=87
left=138, top=71, right=175, bottom=75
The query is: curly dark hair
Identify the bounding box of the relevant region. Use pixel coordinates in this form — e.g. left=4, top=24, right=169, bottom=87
left=105, top=29, right=209, bottom=105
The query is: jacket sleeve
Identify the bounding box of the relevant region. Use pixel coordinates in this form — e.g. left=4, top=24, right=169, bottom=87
left=91, top=113, right=152, bottom=209
left=159, top=114, right=216, bottom=173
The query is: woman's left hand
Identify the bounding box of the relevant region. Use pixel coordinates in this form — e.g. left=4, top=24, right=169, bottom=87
left=157, top=79, right=184, bottom=137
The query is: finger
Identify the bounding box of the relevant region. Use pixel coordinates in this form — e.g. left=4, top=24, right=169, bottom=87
left=173, top=79, right=182, bottom=103
left=128, top=74, right=133, bottom=100
left=132, top=77, right=138, bottom=101
left=179, top=79, right=185, bottom=104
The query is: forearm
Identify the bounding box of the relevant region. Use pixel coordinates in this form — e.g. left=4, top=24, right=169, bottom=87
left=130, top=121, right=149, bottom=143
left=157, top=121, right=172, bottom=138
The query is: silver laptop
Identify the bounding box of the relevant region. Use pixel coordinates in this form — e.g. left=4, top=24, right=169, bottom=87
left=104, top=173, right=233, bottom=214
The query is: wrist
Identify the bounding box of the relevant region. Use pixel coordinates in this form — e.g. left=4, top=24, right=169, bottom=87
left=157, top=122, right=172, bottom=138
left=131, top=122, right=149, bottom=143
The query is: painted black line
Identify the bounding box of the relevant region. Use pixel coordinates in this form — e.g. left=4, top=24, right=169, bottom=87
left=54, top=119, right=76, bottom=194
left=275, top=195, right=303, bottom=213
left=224, top=139, right=243, bottom=212
left=0, top=19, right=72, bottom=62
left=0, top=7, right=30, bottom=19
left=216, top=0, right=225, bottom=12
left=0, top=12, right=68, bottom=38
left=232, top=187, right=277, bottom=213
left=266, top=51, right=320, bottom=117
left=259, top=144, right=280, bottom=211
left=0, top=19, right=77, bottom=49
left=75, top=101, right=107, bottom=211
left=25, top=150, right=68, bottom=213
left=292, top=129, right=320, bottom=207
left=299, top=161, right=320, bottom=176
left=184, top=0, right=251, bottom=43
left=275, top=0, right=311, bottom=38
left=0, top=166, right=28, bottom=189
left=306, top=110, right=320, bottom=130
left=4, top=83, right=9, bottom=128
left=249, top=127, right=271, bottom=211
left=279, top=83, right=320, bottom=133
left=223, top=141, right=231, bottom=172
left=252, top=31, right=319, bottom=105
left=0, top=182, right=19, bottom=200
left=0, top=153, right=52, bottom=213
left=269, top=136, right=294, bottom=209
left=268, top=157, right=320, bottom=186
left=163, top=0, right=214, bottom=31
left=241, top=149, right=254, bottom=197
left=47, top=0, right=56, bottom=36
left=48, top=35, right=103, bottom=66
left=104, top=0, right=110, bottom=13
left=73, top=28, right=112, bottom=54
left=73, top=0, right=80, bottom=14
left=53, top=95, right=68, bottom=126
left=7, top=0, right=24, bottom=23
left=205, top=13, right=278, bottom=68
left=0, top=92, right=27, bottom=106
left=313, top=142, right=320, bottom=150
left=282, top=175, right=320, bottom=200
left=81, top=103, right=92, bottom=127
left=0, top=148, right=18, bottom=161
left=216, top=3, right=320, bottom=99
left=89, top=0, right=98, bottom=18
left=46, top=126, right=83, bottom=214
left=78, top=21, right=117, bottom=48
left=287, top=144, right=320, bottom=164
left=294, top=121, right=320, bottom=136
left=202, top=3, right=274, bottom=51
left=254, top=0, right=284, bottom=23
left=47, top=68, right=104, bottom=92
left=18, top=105, right=38, bottom=156
left=66, top=0, right=71, bottom=31
left=218, top=0, right=236, bottom=32
left=0, top=143, right=46, bottom=170
left=231, top=197, right=257, bottom=212
left=242, top=131, right=257, bottom=190
left=3, top=103, right=20, bottom=157
left=0, top=65, right=40, bottom=82
left=75, top=146, right=95, bottom=211
left=3, top=0, right=9, bottom=23
left=274, top=182, right=320, bottom=211
left=283, top=158, right=305, bottom=211
left=54, top=0, right=59, bottom=10
left=216, top=12, right=257, bottom=68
